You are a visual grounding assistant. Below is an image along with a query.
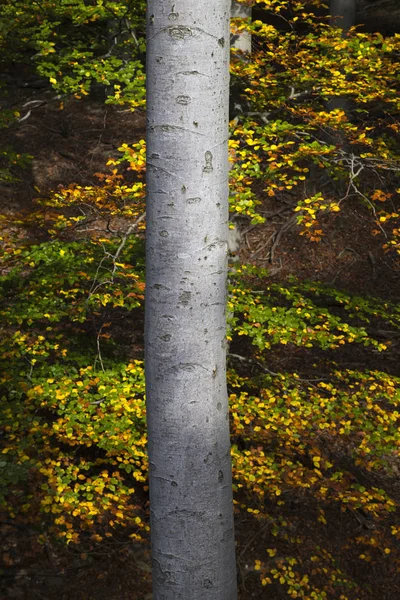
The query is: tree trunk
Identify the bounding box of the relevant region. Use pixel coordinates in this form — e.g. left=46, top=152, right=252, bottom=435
left=145, top=2, right=237, bottom=599
left=230, top=0, right=252, bottom=53
left=330, top=0, right=356, bottom=32
left=327, top=0, right=356, bottom=113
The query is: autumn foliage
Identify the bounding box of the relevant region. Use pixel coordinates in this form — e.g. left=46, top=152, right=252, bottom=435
left=0, top=1, right=399, bottom=599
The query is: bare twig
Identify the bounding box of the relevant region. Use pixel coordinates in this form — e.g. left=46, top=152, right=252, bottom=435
left=268, top=214, right=297, bottom=263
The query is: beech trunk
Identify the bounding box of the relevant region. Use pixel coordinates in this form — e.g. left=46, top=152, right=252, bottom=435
left=328, top=0, right=356, bottom=113
left=230, top=0, right=252, bottom=53
left=330, top=0, right=356, bottom=32
left=145, top=1, right=237, bottom=599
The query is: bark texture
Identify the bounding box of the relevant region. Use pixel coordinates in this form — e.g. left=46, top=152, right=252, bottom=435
left=145, top=2, right=237, bottom=599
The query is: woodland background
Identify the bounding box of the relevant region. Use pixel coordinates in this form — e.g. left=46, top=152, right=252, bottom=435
left=0, top=1, right=399, bottom=599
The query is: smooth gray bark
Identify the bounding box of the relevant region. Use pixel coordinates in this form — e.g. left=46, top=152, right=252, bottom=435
left=230, top=0, right=252, bottom=53
left=145, top=2, right=237, bottom=599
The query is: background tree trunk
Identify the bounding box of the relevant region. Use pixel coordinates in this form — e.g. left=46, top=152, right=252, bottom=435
left=330, top=0, right=356, bottom=32
left=145, top=1, right=237, bottom=599
left=327, top=0, right=356, bottom=113
left=231, top=0, right=252, bottom=53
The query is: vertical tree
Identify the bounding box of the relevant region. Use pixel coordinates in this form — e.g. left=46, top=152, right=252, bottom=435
left=327, top=0, right=356, bottom=118
left=231, top=0, right=252, bottom=53
left=330, top=0, right=356, bottom=32
left=145, top=2, right=237, bottom=599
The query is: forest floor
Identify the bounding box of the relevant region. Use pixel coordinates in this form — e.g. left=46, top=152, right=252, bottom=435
left=0, top=78, right=399, bottom=599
